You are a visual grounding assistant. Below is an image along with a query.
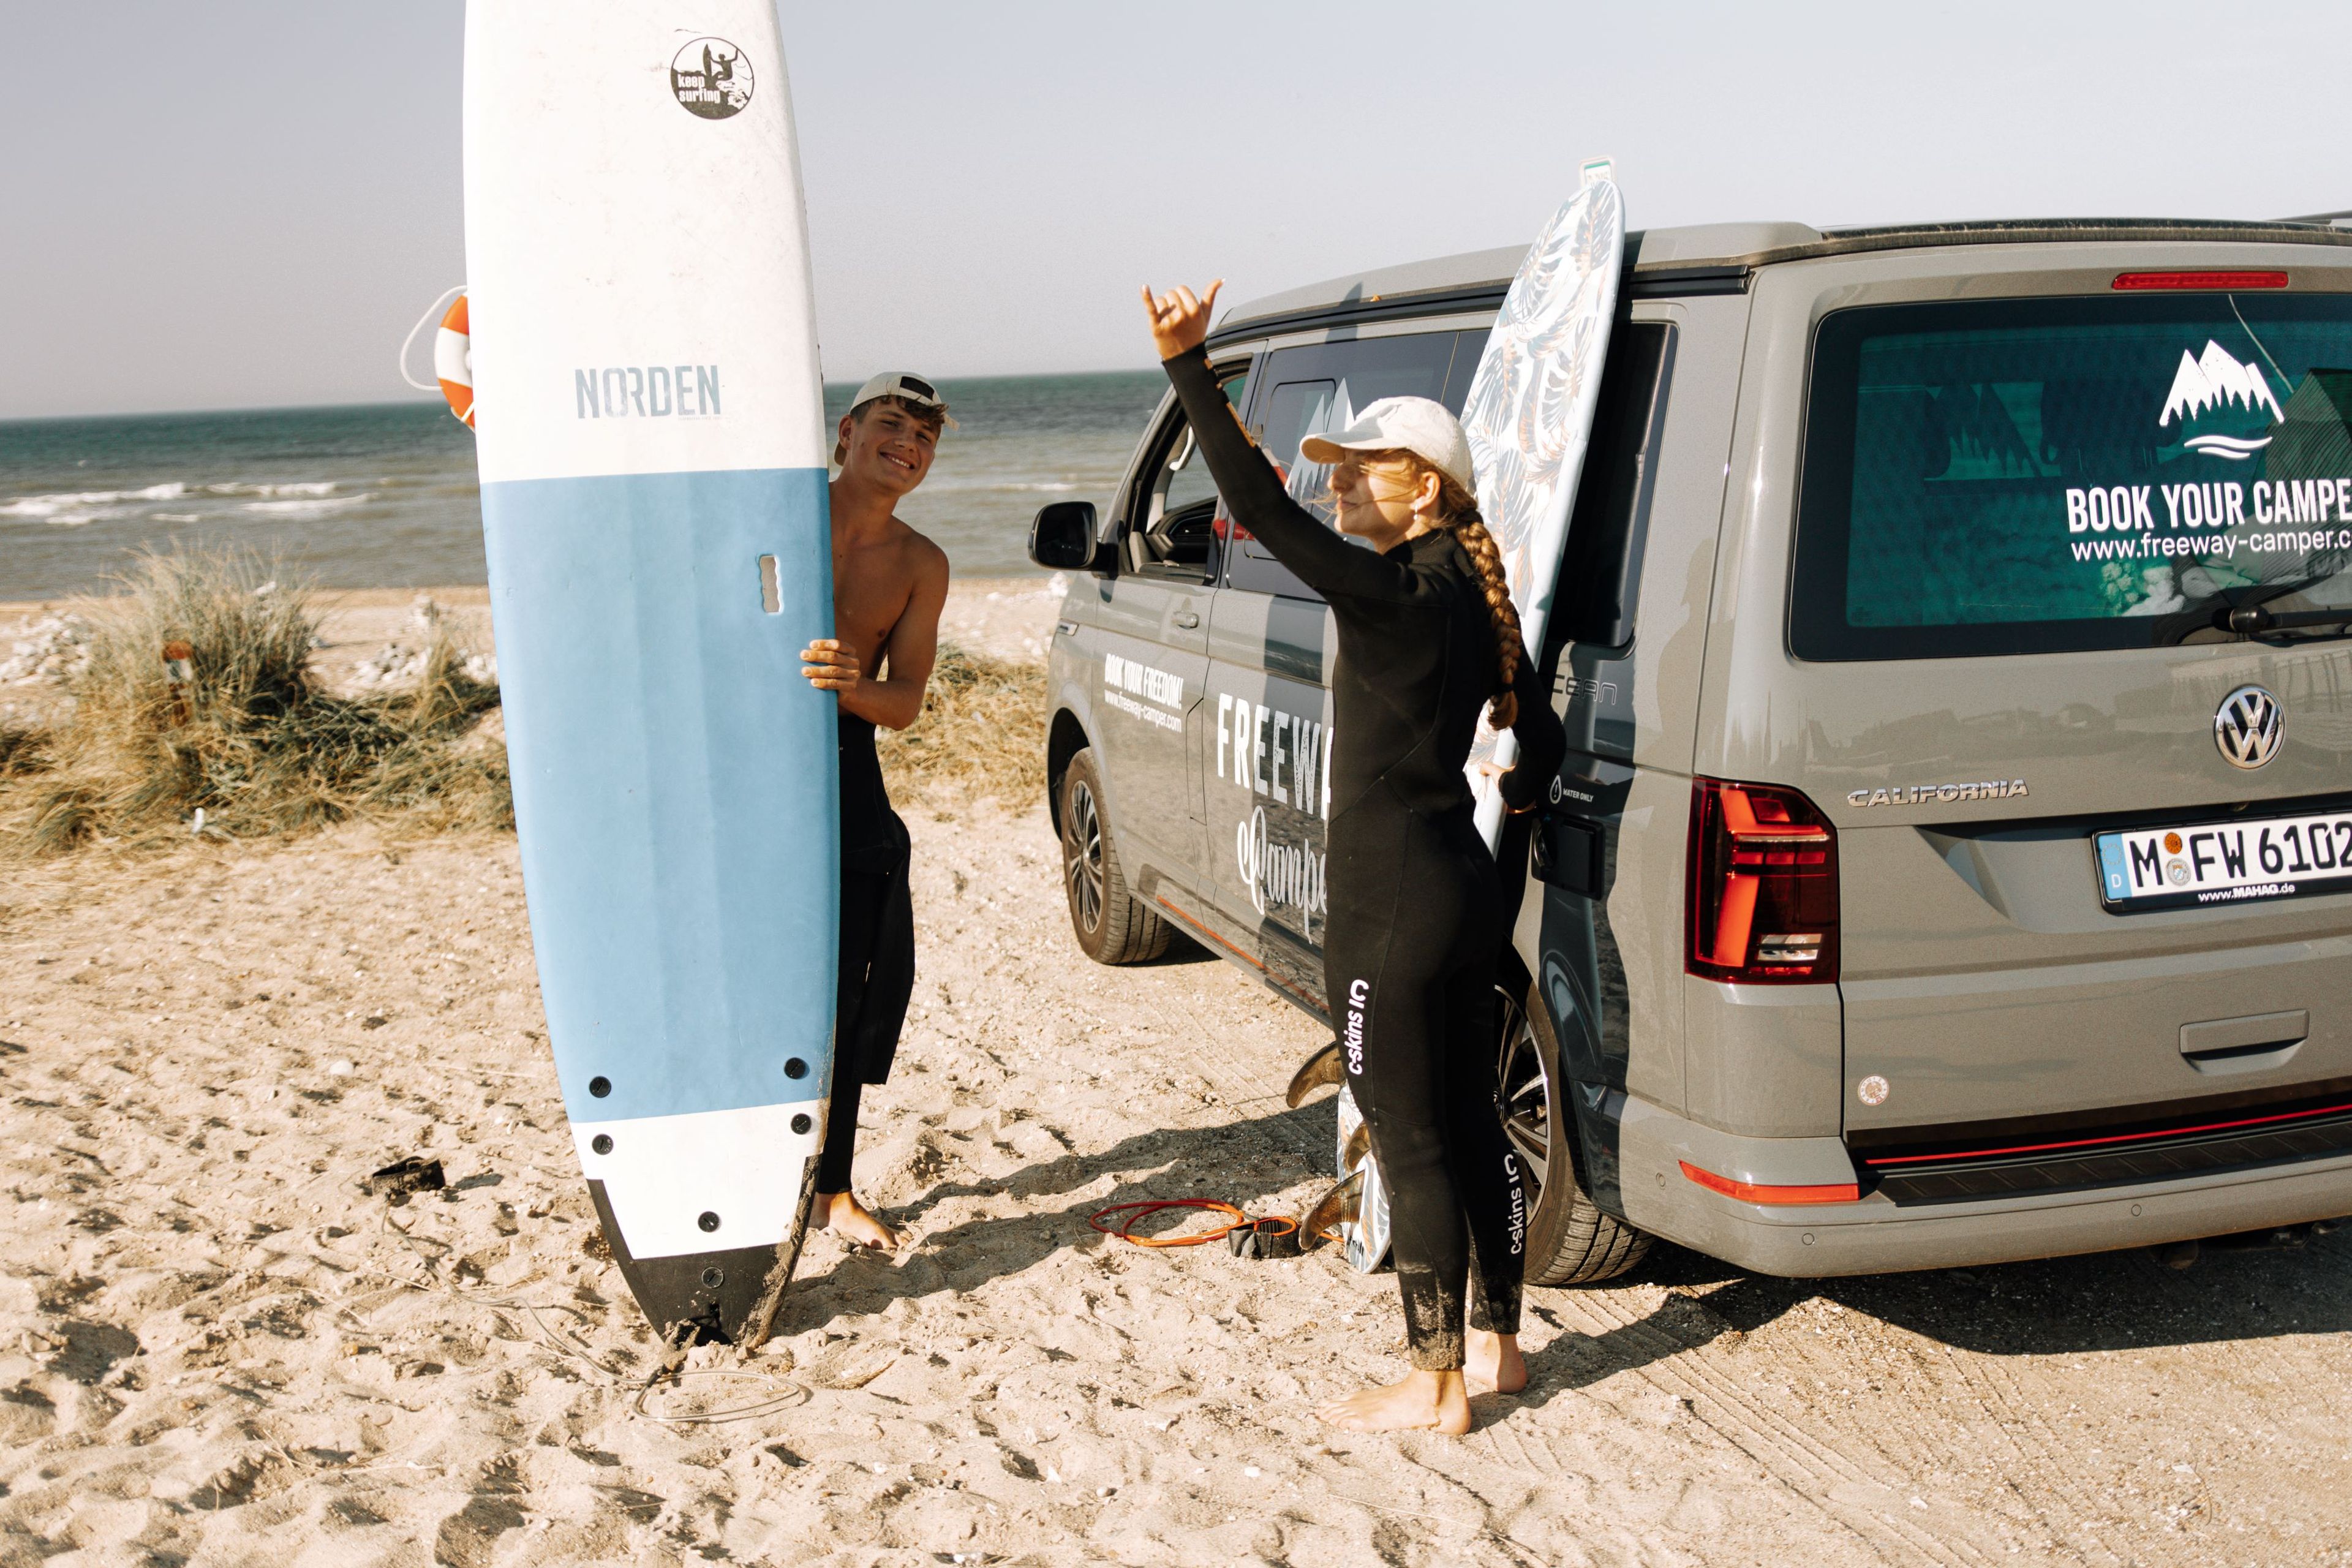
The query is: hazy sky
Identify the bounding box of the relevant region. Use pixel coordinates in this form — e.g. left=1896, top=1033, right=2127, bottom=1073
left=7, top=1, right=2351, bottom=420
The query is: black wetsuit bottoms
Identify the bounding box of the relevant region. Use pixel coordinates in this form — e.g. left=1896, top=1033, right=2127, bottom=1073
left=820, top=712, right=911, bottom=1192
left=1329, top=791, right=1528, bottom=1371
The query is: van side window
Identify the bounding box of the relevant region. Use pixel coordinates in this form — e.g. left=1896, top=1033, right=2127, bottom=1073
left=1553, top=322, right=1677, bottom=650
left=1126, top=366, right=1250, bottom=582
left=1223, top=333, right=1466, bottom=601
left=1441, top=328, right=1490, bottom=409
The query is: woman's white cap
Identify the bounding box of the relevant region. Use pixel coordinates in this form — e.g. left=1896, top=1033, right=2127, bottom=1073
left=1298, top=397, right=1476, bottom=495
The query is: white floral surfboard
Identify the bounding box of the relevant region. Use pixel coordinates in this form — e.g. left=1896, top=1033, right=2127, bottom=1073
left=1460, top=178, right=1625, bottom=845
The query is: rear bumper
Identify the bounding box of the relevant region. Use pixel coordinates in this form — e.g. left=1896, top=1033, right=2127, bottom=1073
left=1611, top=1091, right=2352, bottom=1276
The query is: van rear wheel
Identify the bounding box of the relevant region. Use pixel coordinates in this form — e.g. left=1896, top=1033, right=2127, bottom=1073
left=1496, top=978, right=1651, bottom=1285
left=1059, top=748, right=1170, bottom=965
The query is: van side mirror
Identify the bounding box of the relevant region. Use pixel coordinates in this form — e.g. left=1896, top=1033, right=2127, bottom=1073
left=1029, top=500, right=1106, bottom=573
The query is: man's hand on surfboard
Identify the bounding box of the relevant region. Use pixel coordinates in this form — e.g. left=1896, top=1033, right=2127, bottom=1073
left=801, top=638, right=861, bottom=694
left=1141, top=279, right=1223, bottom=361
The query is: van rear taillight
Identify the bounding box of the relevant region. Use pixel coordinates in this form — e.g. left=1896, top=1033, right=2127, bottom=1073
left=2112, top=270, right=2288, bottom=291
left=1686, top=778, right=1838, bottom=984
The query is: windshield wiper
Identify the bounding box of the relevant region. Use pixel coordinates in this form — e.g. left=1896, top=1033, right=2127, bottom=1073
left=2158, top=581, right=2352, bottom=646
left=2225, top=603, right=2352, bottom=644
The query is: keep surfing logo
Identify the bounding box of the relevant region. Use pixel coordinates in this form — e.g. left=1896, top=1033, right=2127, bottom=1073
left=669, top=38, right=754, bottom=119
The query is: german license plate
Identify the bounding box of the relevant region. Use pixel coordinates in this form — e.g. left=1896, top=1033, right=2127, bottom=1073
left=2096, top=810, right=2352, bottom=912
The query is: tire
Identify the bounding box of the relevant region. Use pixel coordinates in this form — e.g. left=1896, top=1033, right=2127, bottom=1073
left=1496, top=976, right=1652, bottom=1285
left=1058, top=748, right=1171, bottom=965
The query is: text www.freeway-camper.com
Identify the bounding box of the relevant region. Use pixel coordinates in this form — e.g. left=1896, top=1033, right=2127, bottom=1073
left=2072, top=529, right=2352, bottom=562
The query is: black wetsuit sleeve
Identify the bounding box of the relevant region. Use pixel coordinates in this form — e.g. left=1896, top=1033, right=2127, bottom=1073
left=1499, top=650, right=1565, bottom=813
left=1162, top=347, right=1418, bottom=605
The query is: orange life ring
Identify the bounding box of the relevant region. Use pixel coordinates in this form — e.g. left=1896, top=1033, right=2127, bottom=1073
left=435, top=294, right=475, bottom=428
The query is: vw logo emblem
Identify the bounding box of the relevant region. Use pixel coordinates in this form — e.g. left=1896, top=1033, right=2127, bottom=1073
left=2214, top=685, right=2283, bottom=769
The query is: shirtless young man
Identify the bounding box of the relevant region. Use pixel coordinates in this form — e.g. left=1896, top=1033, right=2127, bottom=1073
left=798, top=372, right=953, bottom=1251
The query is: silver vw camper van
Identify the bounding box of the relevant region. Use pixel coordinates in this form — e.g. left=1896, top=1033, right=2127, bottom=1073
left=1030, top=217, right=2352, bottom=1284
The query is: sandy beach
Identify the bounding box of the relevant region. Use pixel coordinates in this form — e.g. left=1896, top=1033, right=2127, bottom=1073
left=3, top=580, right=2350, bottom=1566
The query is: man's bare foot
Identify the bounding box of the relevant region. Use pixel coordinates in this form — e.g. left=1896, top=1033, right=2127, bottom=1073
left=815, top=1189, right=899, bottom=1251
left=1314, top=1369, right=1472, bottom=1435
left=1465, top=1330, right=1526, bottom=1395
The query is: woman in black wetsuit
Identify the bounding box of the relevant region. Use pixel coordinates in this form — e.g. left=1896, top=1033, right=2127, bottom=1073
left=1143, top=281, right=1566, bottom=1434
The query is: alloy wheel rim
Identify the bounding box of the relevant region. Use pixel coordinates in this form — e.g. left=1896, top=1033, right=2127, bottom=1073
left=1494, top=985, right=1550, bottom=1199
left=1065, top=779, right=1106, bottom=933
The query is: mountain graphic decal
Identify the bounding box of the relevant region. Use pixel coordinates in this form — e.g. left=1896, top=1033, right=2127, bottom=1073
left=2159, top=341, right=2283, bottom=459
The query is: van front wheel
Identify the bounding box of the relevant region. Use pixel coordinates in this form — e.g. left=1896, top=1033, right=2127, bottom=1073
left=1058, top=748, right=1170, bottom=965
left=1496, top=978, right=1651, bottom=1285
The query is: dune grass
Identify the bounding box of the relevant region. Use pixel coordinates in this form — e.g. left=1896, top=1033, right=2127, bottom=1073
left=0, top=725, right=47, bottom=780
left=0, top=551, right=509, bottom=856
left=0, top=551, right=1042, bottom=856
left=876, top=645, right=1046, bottom=808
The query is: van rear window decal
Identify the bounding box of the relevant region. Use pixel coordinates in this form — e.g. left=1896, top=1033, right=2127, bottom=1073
left=1791, top=293, right=2352, bottom=660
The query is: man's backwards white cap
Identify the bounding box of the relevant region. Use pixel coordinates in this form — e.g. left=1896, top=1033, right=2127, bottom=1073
left=850, top=371, right=946, bottom=412
left=1298, top=396, right=1475, bottom=495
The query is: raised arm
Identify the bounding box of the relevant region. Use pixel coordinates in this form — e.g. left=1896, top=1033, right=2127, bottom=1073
left=1145, top=282, right=1416, bottom=605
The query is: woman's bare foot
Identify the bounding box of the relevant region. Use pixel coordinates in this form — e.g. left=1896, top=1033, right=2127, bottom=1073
left=1314, top=1369, right=1473, bottom=1435
left=815, top=1189, right=899, bottom=1251
left=1465, top=1330, right=1526, bottom=1395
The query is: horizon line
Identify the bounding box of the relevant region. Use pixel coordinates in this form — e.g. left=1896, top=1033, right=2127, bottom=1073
left=0, top=364, right=1167, bottom=429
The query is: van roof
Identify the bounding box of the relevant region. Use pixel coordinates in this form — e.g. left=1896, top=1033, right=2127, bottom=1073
left=1210, top=216, right=2352, bottom=343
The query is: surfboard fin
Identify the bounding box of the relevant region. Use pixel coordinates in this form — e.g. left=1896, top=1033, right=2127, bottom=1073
left=1300, top=1169, right=1363, bottom=1249
left=1340, top=1120, right=1371, bottom=1172
left=1285, top=1041, right=1346, bottom=1109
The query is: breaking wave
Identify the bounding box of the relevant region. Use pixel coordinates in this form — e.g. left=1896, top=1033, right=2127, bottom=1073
left=240, top=493, right=372, bottom=516
left=0, top=479, right=351, bottom=528
left=208, top=481, right=338, bottom=497
left=0, top=482, right=190, bottom=524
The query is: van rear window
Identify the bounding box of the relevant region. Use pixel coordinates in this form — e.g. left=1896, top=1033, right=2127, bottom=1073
left=1792, top=294, right=2352, bottom=660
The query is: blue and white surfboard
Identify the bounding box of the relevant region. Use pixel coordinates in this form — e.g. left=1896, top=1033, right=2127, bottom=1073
left=462, top=1, right=835, bottom=1344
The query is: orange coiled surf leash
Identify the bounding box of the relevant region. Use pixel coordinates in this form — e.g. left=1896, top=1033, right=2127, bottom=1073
left=1088, top=1199, right=1302, bottom=1258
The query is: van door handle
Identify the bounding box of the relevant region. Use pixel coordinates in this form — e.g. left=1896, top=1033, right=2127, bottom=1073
left=1174, top=611, right=1200, bottom=628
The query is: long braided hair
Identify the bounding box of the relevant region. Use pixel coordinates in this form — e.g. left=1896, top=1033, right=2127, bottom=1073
left=1359, top=451, right=1523, bottom=728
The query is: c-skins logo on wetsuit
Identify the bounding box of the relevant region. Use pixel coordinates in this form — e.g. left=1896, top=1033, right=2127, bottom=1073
left=1501, top=1153, right=1525, bottom=1255
left=1341, top=978, right=1369, bottom=1075
left=669, top=38, right=754, bottom=119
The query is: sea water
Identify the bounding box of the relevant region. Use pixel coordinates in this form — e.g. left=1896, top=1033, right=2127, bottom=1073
left=0, top=371, right=1164, bottom=601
